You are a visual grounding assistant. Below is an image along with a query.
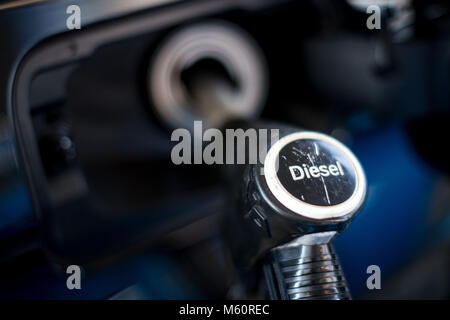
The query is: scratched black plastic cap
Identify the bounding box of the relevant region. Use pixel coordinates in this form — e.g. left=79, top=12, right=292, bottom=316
left=263, top=131, right=366, bottom=221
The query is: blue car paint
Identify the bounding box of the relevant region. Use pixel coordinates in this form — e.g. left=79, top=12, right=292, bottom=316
left=0, top=124, right=444, bottom=299
left=334, top=124, right=437, bottom=297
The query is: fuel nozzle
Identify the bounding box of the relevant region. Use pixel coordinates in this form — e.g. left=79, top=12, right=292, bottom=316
left=225, top=125, right=367, bottom=300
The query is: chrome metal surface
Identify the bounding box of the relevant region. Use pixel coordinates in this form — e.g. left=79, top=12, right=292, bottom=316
left=264, top=240, right=351, bottom=300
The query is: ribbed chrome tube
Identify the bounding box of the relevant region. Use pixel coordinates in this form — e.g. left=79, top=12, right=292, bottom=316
left=263, top=243, right=351, bottom=300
